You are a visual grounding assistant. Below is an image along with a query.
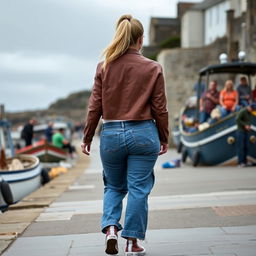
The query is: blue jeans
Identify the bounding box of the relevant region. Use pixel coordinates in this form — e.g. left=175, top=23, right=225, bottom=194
left=220, top=105, right=240, bottom=117
left=199, top=111, right=210, bottom=123
left=100, top=120, right=160, bottom=240
left=239, top=99, right=249, bottom=107
left=236, top=130, right=249, bottom=164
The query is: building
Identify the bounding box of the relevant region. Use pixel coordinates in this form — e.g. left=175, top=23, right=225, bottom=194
left=143, top=2, right=195, bottom=58
left=182, top=0, right=247, bottom=48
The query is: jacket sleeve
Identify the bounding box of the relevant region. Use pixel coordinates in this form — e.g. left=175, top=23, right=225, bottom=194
left=236, top=109, right=249, bottom=128
left=83, top=63, right=103, bottom=143
left=150, top=67, right=169, bottom=144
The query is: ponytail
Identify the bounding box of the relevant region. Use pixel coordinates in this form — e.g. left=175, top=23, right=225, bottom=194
left=102, top=14, right=144, bottom=70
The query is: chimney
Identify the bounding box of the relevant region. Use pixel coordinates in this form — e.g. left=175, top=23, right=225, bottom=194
left=0, top=105, right=5, bottom=120
left=226, top=9, right=237, bottom=61
left=246, top=0, right=256, bottom=49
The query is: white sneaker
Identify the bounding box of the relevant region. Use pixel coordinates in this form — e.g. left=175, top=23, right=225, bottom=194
left=105, top=226, right=118, bottom=255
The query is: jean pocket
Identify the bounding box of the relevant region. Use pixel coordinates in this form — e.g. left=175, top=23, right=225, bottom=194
left=100, top=132, right=120, bottom=152
left=132, top=127, right=155, bottom=147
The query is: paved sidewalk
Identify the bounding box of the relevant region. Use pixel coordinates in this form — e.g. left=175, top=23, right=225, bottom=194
left=1, top=137, right=256, bottom=255
left=3, top=225, right=256, bottom=256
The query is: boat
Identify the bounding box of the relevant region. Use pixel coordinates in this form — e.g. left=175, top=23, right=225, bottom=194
left=16, top=139, right=68, bottom=163
left=172, top=115, right=182, bottom=152
left=178, top=53, right=256, bottom=166
left=0, top=154, right=42, bottom=206
left=0, top=105, right=45, bottom=209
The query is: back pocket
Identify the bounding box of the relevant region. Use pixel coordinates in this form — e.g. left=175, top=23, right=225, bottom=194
left=100, top=132, right=120, bottom=152
left=132, top=128, right=155, bottom=147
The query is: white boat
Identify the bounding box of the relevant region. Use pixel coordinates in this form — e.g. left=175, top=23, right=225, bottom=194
left=0, top=105, right=44, bottom=209
left=0, top=155, right=42, bottom=208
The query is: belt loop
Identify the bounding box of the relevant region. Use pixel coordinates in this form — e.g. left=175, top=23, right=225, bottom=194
left=121, top=121, right=124, bottom=128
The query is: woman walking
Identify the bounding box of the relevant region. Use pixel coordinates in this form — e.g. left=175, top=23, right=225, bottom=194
left=81, top=14, right=169, bottom=255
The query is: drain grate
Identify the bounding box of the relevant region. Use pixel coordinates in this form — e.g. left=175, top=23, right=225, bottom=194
left=212, top=205, right=256, bottom=216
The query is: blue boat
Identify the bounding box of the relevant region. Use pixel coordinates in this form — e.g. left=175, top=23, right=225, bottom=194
left=179, top=59, right=256, bottom=166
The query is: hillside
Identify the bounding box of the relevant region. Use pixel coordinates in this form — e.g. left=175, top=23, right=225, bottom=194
left=6, top=90, right=91, bottom=126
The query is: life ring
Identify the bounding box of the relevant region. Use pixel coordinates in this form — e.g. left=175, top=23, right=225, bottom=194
left=181, top=148, right=188, bottom=163
left=0, top=180, right=14, bottom=205
left=41, top=168, right=50, bottom=185
left=192, top=151, right=200, bottom=167
left=177, top=141, right=183, bottom=153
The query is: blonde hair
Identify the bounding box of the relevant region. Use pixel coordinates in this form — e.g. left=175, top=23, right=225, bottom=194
left=224, top=80, right=234, bottom=91
left=102, top=14, right=144, bottom=70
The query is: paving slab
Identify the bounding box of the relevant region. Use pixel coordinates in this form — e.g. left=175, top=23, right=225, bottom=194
left=3, top=226, right=256, bottom=256
left=0, top=209, right=42, bottom=224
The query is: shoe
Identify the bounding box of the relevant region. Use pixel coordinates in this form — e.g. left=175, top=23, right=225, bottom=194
left=238, top=163, right=246, bottom=168
left=125, top=239, right=146, bottom=256
left=105, top=226, right=118, bottom=255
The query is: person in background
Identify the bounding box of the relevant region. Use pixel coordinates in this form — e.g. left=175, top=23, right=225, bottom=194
left=220, top=80, right=239, bottom=117
left=21, top=118, right=37, bottom=146
left=199, top=80, right=219, bottom=123
left=236, top=103, right=256, bottom=167
left=52, top=128, right=74, bottom=155
left=45, top=121, right=54, bottom=143
left=252, top=85, right=256, bottom=102
left=237, top=76, right=252, bottom=106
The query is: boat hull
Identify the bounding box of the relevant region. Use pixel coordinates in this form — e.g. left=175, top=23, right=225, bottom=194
left=0, top=155, right=42, bottom=208
left=180, top=112, right=256, bottom=166
left=17, top=140, right=68, bottom=162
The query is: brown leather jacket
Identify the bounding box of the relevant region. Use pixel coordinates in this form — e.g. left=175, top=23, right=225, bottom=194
left=83, top=48, right=169, bottom=144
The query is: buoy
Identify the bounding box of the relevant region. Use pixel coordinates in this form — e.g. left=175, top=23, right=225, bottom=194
left=181, top=148, right=188, bottom=163
left=249, top=135, right=256, bottom=144
left=41, top=168, right=50, bottom=185
left=227, top=136, right=235, bottom=144
left=0, top=180, right=14, bottom=205
left=177, top=141, right=183, bottom=153
left=192, top=151, right=200, bottom=167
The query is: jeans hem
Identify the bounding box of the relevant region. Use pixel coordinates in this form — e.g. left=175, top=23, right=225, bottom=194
left=101, top=223, right=123, bottom=234
left=121, top=230, right=145, bottom=240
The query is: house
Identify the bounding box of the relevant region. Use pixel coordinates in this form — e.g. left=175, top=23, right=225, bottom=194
left=181, top=0, right=247, bottom=48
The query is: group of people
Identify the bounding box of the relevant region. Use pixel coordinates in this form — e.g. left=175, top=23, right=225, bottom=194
left=199, top=76, right=256, bottom=124
left=21, top=119, right=74, bottom=156
left=197, top=77, right=256, bottom=167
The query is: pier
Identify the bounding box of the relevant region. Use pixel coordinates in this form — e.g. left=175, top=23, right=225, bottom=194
left=1, top=138, right=256, bottom=255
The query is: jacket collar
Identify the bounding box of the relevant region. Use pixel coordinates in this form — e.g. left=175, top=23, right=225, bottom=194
left=126, top=48, right=141, bottom=55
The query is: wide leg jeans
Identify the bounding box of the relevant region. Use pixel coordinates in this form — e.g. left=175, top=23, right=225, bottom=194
left=100, top=120, right=160, bottom=240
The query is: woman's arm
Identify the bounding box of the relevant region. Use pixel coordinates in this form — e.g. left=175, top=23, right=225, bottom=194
left=219, top=91, right=225, bottom=107
left=82, top=63, right=103, bottom=154
left=150, top=66, right=169, bottom=154
left=232, top=91, right=239, bottom=111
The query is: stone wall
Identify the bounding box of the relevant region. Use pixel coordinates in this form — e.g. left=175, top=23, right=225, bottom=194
left=158, top=37, right=227, bottom=145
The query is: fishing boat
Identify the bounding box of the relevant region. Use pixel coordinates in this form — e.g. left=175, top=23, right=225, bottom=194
left=0, top=105, right=44, bottom=209
left=16, top=139, right=68, bottom=163
left=178, top=53, right=256, bottom=166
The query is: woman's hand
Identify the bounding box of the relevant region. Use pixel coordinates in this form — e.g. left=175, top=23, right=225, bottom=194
left=81, top=142, right=91, bottom=155
left=159, top=143, right=168, bottom=155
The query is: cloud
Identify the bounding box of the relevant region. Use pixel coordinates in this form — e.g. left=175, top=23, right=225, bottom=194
left=0, top=0, right=201, bottom=112
left=0, top=52, right=94, bottom=74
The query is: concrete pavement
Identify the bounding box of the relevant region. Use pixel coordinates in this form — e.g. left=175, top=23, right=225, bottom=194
left=1, top=136, right=256, bottom=255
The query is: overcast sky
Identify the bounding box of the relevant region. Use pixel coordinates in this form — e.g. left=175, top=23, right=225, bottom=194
left=0, top=0, right=200, bottom=112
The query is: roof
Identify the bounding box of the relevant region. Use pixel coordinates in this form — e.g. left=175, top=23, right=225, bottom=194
left=199, top=62, right=256, bottom=76
left=150, top=17, right=179, bottom=26
left=191, top=0, right=226, bottom=11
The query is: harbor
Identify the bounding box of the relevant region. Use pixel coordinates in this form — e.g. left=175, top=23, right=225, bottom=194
left=1, top=138, right=256, bottom=255
left=0, top=0, right=256, bottom=255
